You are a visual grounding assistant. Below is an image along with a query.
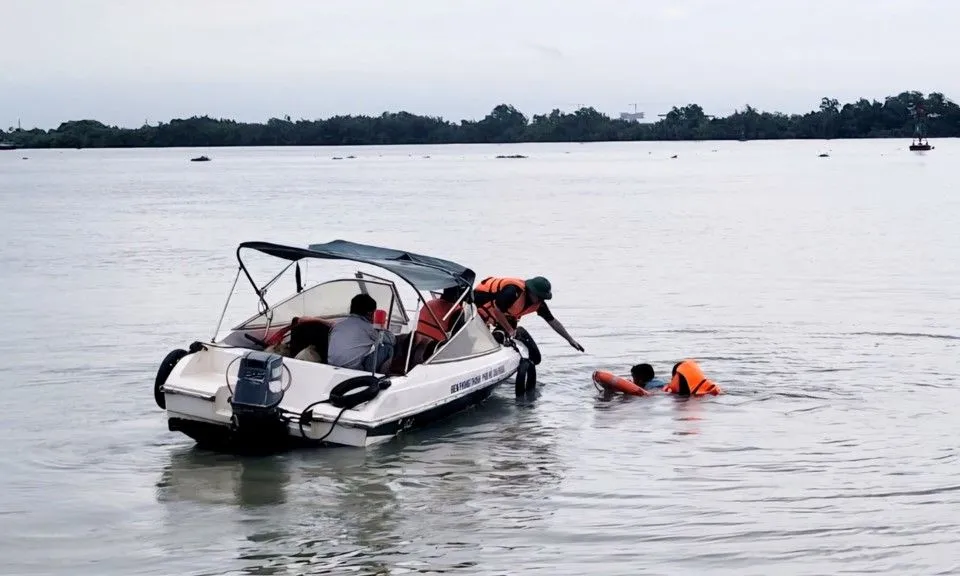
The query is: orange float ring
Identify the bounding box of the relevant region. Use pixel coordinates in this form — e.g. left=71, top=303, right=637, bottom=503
left=592, top=370, right=650, bottom=396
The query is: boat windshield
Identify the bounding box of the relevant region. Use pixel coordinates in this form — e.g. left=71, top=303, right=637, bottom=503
left=234, top=278, right=405, bottom=331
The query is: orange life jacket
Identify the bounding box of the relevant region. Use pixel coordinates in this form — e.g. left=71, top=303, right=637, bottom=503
left=416, top=298, right=460, bottom=342
left=475, top=277, right=540, bottom=326
left=663, top=359, right=722, bottom=396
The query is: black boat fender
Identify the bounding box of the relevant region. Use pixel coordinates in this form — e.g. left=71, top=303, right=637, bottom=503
left=515, top=358, right=537, bottom=395
left=298, top=375, right=392, bottom=443
left=514, top=326, right=541, bottom=366
left=329, top=375, right=392, bottom=410
left=154, top=342, right=206, bottom=409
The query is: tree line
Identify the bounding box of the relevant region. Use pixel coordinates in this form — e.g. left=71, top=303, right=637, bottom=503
left=2, top=91, right=955, bottom=149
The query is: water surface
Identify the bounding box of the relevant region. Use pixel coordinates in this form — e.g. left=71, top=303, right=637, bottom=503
left=1, top=140, right=959, bottom=575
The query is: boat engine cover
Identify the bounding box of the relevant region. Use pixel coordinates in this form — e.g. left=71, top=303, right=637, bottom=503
left=231, top=351, right=285, bottom=409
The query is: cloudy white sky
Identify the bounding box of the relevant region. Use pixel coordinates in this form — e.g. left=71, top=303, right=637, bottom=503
left=1, top=0, right=955, bottom=129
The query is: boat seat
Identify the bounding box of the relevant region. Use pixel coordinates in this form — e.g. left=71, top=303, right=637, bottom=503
left=288, top=316, right=333, bottom=363
left=421, top=338, right=441, bottom=360
left=387, top=332, right=432, bottom=375
left=388, top=333, right=412, bottom=375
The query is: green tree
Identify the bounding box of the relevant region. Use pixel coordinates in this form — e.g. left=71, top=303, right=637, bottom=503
left=8, top=90, right=960, bottom=148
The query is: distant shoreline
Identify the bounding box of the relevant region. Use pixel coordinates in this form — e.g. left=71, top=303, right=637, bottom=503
left=0, top=138, right=948, bottom=154
left=1, top=90, right=949, bottom=149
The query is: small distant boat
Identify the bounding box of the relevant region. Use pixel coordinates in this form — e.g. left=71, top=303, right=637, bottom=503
left=0, top=141, right=17, bottom=151
left=190, top=155, right=211, bottom=162
left=818, top=153, right=829, bottom=158
left=909, top=138, right=932, bottom=151
left=909, top=103, right=934, bottom=151
left=495, top=154, right=527, bottom=159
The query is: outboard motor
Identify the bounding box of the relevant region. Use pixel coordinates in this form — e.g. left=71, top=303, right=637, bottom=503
left=229, top=351, right=289, bottom=446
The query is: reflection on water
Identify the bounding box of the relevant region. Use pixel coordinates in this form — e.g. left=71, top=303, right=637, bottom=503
left=670, top=397, right=704, bottom=437
left=151, top=391, right=567, bottom=575
left=2, top=141, right=960, bottom=574
left=157, top=449, right=292, bottom=508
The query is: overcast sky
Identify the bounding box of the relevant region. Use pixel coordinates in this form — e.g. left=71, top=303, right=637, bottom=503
left=1, top=0, right=955, bottom=129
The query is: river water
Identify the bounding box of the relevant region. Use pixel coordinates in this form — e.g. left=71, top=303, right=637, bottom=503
left=1, top=140, right=958, bottom=575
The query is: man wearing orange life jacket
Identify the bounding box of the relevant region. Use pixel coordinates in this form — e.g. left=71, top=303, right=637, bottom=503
left=663, top=359, right=722, bottom=396
left=415, top=287, right=464, bottom=345
left=473, top=276, right=585, bottom=353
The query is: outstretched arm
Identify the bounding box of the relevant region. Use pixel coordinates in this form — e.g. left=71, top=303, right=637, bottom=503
left=537, top=302, right=584, bottom=352
left=546, top=318, right=584, bottom=352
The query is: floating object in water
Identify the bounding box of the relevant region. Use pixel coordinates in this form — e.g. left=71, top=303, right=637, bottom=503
left=332, top=156, right=343, bottom=160
left=190, top=155, right=211, bottom=162
left=592, top=370, right=650, bottom=396
left=818, top=153, right=829, bottom=158
left=909, top=103, right=932, bottom=150
left=495, top=154, right=527, bottom=159
left=346, top=155, right=356, bottom=159
left=670, top=154, right=678, bottom=159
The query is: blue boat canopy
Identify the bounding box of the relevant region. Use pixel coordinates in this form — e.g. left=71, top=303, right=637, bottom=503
left=237, top=240, right=475, bottom=291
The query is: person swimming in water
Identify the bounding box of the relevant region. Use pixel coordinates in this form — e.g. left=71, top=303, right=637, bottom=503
left=629, top=363, right=664, bottom=390
left=594, top=360, right=722, bottom=397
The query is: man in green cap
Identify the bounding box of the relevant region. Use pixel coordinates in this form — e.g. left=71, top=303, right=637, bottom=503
left=473, top=275, right=585, bottom=353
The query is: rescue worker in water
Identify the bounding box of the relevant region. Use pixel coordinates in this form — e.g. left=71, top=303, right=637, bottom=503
left=663, top=359, right=722, bottom=396
left=473, top=276, right=585, bottom=352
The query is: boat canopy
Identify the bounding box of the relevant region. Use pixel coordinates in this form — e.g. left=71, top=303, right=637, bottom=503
left=237, top=240, right=476, bottom=291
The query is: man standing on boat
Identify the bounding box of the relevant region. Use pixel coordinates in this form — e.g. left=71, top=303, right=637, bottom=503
left=473, top=276, right=585, bottom=353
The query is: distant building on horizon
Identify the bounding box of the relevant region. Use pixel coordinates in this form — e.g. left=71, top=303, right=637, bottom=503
left=619, top=111, right=646, bottom=122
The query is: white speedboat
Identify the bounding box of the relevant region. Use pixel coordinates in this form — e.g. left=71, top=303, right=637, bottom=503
left=154, top=240, right=537, bottom=452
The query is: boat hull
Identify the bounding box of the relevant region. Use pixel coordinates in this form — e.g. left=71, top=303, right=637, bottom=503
left=166, top=374, right=506, bottom=451
left=159, top=339, right=524, bottom=453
